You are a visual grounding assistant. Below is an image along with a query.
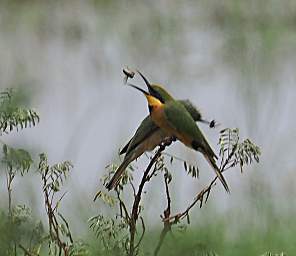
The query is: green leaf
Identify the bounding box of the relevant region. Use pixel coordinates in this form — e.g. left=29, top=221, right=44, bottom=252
left=2, top=144, right=33, bottom=175
left=0, top=88, right=40, bottom=134
left=93, top=191, right=116, bottom=206
left=218, top=128, right=261, bottom=173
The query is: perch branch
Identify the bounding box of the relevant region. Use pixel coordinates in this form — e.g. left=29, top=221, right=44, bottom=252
left=128, top=143, right=167, bottom=256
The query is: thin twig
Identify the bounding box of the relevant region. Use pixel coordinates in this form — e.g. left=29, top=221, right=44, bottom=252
left=42, top=172, right=69, bottom=256
left=129, top=180, right=136, bottom=198
left=116, top=189, right=130, bottom=220
left=135, top=216, right=146, bottom=250
left=154, top=172, right=172, bottom=256
left=18, top=244, right=37, bottom=256
left=6, top=167, right=14, bottom=218
left=58, top=213, right=74, bottom=243
left=129, top=144, right=166, bottom=256
left=52, top=191, right=67, bottom=212
left=146, top=158, right=161, bottom=181
left=164, top=149, right=236, bottom=223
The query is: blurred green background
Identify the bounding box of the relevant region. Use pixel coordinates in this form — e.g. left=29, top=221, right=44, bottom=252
left=0, top=0, right=296, bottom=255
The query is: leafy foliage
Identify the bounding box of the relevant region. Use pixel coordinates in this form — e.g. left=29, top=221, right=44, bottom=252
left=0, top=153, right=88, bottom=256
left=0, top=205, right=46, bottom=256
left=98, top=127, right=261, bottom=256
left=218, top=128, right=261, bottom=172
left=93, top=190, right=117, bottom=206
left=183, top=160, right=199, bottom=178
left=166, top=153, right=199, bottom=179
left=152, top=154, right=170, bottom=180
left=235, top=138, right=261, bottom=172
left=0, top=88, right=39, bottom=134
left=0, top=88, right=45, bottom=255
left=68, top=240, right=89, bottom=256
left=36, top=153, right=88, bottom=256
left=38, top=153, right=73, bottom=192
left=38, top=153, right=81, bottom=256
left=89, top=214, right=129, bottom=254
left=0, top=88, right=90, bottom=256
left=2, top=144, right=33, bottom=175
left=219, top=128, right=240, bottom=158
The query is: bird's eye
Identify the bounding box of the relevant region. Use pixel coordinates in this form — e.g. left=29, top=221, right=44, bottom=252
left=156, top=93, right=164, bottom=103
left=152, top=90, right=164, bottom=103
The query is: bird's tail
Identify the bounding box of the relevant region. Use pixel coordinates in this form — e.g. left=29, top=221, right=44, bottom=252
left=203, top=153, right=230, bottom=193
left=106, top=158, right=131, bottom=191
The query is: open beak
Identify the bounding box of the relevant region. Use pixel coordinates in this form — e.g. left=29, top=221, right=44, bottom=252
left=127, top=83, right=150, bottom=96
left=127, top=83, right=162, bottom=108
left=136, top=70, right=157, bottom=96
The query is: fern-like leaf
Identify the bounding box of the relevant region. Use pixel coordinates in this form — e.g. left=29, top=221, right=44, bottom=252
left=2, top=144, right=33, bottom=175
left=0, top=88, right=40, bottom=134
left=38, top=153, right=73, bottom=192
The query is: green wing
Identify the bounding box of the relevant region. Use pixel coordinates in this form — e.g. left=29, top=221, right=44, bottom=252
left=164, top=101, right=203, bottom=139
left=164, top=101, right=217, bottom=158
left=123, top=116, right=159, bottom=156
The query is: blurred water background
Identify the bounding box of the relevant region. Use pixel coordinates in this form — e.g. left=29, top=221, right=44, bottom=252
left=1, top=0, right=296, bottom=254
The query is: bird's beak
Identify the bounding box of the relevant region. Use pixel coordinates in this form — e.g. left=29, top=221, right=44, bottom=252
left=127, top=83, right=162, bottom=107
left=136, top=70, right=157, bottom=96
left=127, top=83, right=150, bottom=96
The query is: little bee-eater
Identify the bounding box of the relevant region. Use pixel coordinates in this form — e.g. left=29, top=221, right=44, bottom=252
left=106, top=92, right=214, bottom=190
left=120, top=99, right=214, bottom=155
left=128, top=71, right=230, bottom=193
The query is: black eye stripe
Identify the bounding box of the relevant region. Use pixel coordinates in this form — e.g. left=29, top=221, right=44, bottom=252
left=151, top=89, right=164, bottom=103
left=157, top=93, right=164, bottom=103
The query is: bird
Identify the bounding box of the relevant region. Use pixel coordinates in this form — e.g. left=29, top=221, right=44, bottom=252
left=106, top=88, right=215, bottom=190
left=127, top=71, right=229, bottom=193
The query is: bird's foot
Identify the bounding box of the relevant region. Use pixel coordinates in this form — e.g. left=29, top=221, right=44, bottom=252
left=161, top=136, right=177, bottom=148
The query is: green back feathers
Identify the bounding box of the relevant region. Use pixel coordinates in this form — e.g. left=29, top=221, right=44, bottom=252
left=179, top=100, right=202, bottom=121
left=163, top=101, right=216, bottom=158
left=164, top=101, right=203, bottom=140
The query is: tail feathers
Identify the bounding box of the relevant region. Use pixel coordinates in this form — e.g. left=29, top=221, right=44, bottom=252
left=203, top=153, right=230, bottom=193
left=106, top=160, right=130, bottom=191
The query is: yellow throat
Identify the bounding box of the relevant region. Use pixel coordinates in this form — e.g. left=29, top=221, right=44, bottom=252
left=145, top=95, right=163, bottom=108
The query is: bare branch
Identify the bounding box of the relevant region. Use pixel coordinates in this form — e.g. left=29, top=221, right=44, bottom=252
left=154, top=172, right=172, bottom=256
left=129, top=143, right=166, bottom=256
left=135, top=216, right=146, bottom=250
left=18, top=244, right=37, bottom=256
left=116, top=189, right=130, bottom=221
